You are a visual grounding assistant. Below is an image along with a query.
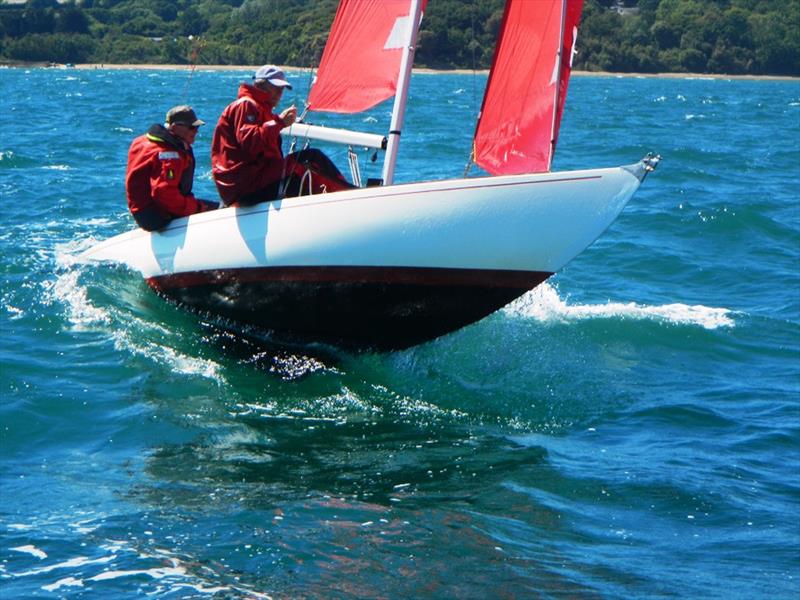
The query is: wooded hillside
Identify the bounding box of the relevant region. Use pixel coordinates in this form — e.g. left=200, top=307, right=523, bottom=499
left=1, top=0, right=798, bottom=76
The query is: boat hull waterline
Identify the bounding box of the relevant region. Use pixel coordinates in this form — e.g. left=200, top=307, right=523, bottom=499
left=84, top=162, right=647, bottom=350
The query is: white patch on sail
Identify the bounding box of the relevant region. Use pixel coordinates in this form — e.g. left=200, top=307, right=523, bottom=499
left=384, top=15, right=410, bottom=50
left=570, top=26, right=579, bottom=67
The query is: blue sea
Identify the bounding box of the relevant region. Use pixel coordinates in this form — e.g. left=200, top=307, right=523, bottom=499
left=1, top=66, right=798, bottom=598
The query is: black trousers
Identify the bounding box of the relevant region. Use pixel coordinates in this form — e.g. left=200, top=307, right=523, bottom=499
left=132, top=206, right=171, bottom=231
left=237, top=148, right=351, bottom=207
left=132, top=200, right=219, bottom=231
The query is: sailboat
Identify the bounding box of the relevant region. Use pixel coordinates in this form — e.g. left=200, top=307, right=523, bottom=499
left=83, top=0, right=659, bottom=351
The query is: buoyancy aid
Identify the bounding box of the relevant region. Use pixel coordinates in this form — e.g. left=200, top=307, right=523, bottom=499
left=126, top=124, right=209, bottom=219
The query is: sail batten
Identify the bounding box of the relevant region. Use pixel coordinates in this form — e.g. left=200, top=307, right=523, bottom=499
left=307, top=0, right=427, bottom=114
left=473, top=0, right=584, bottom=176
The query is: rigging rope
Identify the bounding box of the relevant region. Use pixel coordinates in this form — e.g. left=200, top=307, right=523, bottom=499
left=181, top=36, right=206, bottom=102
left=463, top=0, right=479, bottom=177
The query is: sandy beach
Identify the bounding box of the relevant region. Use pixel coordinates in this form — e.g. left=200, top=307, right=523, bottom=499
left=14, top=62, right=793, bottom=81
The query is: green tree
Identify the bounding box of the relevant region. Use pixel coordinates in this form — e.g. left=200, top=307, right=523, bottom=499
left=179, top=6, right=207, bottom=36
left=0, top=0, right=797, bottom=76
left=56, top=6, right=90, bottom=34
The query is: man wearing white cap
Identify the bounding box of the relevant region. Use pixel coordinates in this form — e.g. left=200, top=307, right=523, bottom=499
left=210, top=65, right=299, bottom=206
left=211, top=64, right=353, bottom=206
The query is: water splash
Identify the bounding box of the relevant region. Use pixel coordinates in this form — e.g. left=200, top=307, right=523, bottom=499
left=45, top=239, right=224, bottom=383
left=505, top=283, right=734, bottom=329
left=112, top=330, right=223, bottom=381
left=9, top=538, right=272, bottom=598
left=43, top=239, right=112, bottom=327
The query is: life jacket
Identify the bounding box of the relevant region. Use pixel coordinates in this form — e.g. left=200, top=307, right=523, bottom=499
left=125, top=124, right=201, bottom=218
left=145, top=124, right=195, bottom=196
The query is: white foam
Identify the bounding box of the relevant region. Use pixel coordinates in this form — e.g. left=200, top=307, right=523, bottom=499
left=45, top=268, right=111, bottom=327
left=81, top=217, right=117, bottom=227
left=42, top=576, right=84, bottom=592
left=172, top=583, right=242, bottom=595
left=504, top=283, right=734, bottom=330
left=48, top=240, right=224, bottom=382
left=14, top=554, right=117, bottom=577
left=89, top=564, right=186, bottom=581
left=111, top=328, right=223, bottom=381
left=69, top=518, right=100, bottom=535
left=36, top=558, right=236, bottom=596
left=11, top=545, right=47, bottom=559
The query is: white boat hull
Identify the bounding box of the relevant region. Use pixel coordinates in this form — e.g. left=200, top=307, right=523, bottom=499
left=84, top=161, right=650, bottom=349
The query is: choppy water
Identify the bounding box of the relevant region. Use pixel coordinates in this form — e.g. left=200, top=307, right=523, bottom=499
left=1, top=67, right=798, bottom=598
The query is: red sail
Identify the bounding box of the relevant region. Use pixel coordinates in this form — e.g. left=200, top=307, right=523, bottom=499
left=308, top=0, right=426, bottom=114
left=474, top=0, right=583, bottom=175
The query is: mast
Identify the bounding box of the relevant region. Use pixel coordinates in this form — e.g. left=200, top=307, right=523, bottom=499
left=381, top=0, right=424, bottom=186
left=547, top=0, right=568, bottom=172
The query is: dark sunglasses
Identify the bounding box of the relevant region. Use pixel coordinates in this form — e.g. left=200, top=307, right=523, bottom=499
left=176, top=123, right=199, bottom=131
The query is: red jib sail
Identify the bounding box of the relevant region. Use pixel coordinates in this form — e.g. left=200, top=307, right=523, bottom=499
left=474, top=0, right=584, bottom=175
left=308, top=0, right=427, bottom=114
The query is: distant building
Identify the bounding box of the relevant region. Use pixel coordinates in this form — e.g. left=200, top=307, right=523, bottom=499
left=612, top=1, right=640, bottom=16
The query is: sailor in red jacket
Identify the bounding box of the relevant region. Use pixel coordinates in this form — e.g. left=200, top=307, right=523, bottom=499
left=211, top=65, right=299, bottom=206
left=211, top=66, right=355, bottom=206
left=126, top=105, right=218, bottom=231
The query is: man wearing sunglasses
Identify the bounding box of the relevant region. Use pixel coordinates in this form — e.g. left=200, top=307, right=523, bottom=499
left=126, top=105, right=218, bottom=231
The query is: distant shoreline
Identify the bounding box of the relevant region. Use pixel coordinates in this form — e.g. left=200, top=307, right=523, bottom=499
left=4, top=61, right=798, bottom=81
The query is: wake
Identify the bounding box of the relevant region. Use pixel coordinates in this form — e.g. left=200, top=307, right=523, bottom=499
left=43, top=238, right=225, bottom=383
left=505, top=283, right=734, bottom=330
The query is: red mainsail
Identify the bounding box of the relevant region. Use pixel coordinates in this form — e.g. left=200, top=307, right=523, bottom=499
left=473, top=0, right=583, bottom=175
left=307, top=0, right=427, bottom=114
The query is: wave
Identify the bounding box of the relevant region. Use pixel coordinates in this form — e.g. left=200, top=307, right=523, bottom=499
left=44, top=239, right=225, bottom=383
left=7, top=536, right=271, bottom=598
left=504, top=283, right=734, bottom=329
left=0, top=150, right=38, bottom=169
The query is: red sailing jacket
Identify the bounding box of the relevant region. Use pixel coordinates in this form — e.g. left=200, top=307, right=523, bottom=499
left=211, top=84, right=286, bottom=205
left=125, top=125, right=211, bottom=220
